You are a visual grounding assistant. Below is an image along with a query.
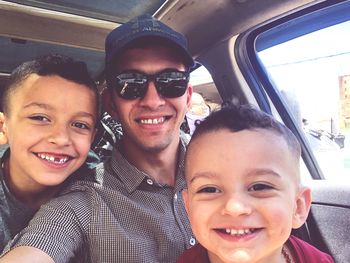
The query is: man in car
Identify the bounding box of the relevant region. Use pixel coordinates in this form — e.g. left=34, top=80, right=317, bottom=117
left=0, top=14, right=195, bottom=263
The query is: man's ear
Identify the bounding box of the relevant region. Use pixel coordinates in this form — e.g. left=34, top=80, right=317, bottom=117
left=292, top=186, right=312, bottom=229
left=0, top=112, right=9, bottom=144
left=186, top=84, right=193, bottom=112
left=102, top=88, right=119, bottom=120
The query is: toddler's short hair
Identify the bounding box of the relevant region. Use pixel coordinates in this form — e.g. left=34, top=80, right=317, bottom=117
left=189, top=103, right=301, bottom=160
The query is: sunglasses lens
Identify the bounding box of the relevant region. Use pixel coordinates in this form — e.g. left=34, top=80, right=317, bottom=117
left=115, top=73, right=147, bottom=100
left=114, top=71, right=189, bottom=100
left=156, top=71, right=189, bottom=98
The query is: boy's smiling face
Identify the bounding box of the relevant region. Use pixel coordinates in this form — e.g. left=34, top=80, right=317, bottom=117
left=0, top=74, right=97, bottom=193
left=183, top=128, right=311, bottom=263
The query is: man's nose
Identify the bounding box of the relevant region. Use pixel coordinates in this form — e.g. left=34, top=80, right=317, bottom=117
left=221, top=193, right=252, bottom=216
left=139, top=81, right=165, bottom=109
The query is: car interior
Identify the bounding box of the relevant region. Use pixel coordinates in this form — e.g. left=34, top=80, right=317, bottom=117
left=0, top=0, right=349, bottom=262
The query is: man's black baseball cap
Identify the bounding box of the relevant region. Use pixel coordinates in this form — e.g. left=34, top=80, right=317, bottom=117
left=105, top=14, right=195, bottom=71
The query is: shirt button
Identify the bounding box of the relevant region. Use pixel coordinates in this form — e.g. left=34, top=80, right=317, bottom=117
left=146, top=178, right=153, bottom=185
left=190, top=237, right=196, bottom=246
left=174, top=193, right=178, bottom=200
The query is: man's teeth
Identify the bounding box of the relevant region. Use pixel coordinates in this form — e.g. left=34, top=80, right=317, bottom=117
left=225, top=228, right=254, bottom=236
left=140, top=117, right=165, bottom=124
left=37, top=153, right=69, bottom=164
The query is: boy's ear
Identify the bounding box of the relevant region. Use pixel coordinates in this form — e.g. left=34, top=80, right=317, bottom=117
left=292, top=186, right=312, bottom=229
left=102, top=88, right=119, bottom=120
left=0, top=112, right=9, bottom=144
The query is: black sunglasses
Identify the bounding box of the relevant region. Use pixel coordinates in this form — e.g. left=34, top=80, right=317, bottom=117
left=112, top=69, right=190, bottom=100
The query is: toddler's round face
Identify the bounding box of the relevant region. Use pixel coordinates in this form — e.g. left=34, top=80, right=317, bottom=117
left=183, top=128, right=310, bottom=263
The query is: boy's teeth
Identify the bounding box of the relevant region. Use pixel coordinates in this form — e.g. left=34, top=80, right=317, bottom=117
left=37, top=153, right=69, bottom=164
left=225, top=228, right=253, bottom=236
left=140, top=117, right=165, bottom=124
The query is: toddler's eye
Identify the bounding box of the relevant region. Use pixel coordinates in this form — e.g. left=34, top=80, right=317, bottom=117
left=29, top=115, right=50, bottom=122
left=249, top=183, right=273, bottom=191
left=197, top=187, right=220, bottom=194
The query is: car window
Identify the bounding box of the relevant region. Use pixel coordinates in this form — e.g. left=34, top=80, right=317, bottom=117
left=190, top=66, right=221, bottom=110
left=178, top=66, right=220, bottom=138
left=253, top=2, right=350, bottom=182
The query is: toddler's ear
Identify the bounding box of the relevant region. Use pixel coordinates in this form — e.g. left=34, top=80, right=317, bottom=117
left=292, top=186, right=312, bottom=229
left=0, top=112, right=8, bottom=144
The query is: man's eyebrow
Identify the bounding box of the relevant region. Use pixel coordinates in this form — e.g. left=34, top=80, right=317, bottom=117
left=189, top=172, right=217, bottom=184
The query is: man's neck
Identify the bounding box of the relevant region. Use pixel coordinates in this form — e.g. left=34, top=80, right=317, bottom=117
left=120, top=137, right=181, bottom=187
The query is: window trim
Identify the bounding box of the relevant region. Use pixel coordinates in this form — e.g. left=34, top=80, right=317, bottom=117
left=234, top=0, right=349, bottom=179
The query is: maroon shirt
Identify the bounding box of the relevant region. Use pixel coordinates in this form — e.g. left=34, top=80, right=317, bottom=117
left=176, top=235, right=334, bottom=263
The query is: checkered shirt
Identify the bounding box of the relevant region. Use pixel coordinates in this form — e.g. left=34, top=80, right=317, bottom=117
left=3, top=140, right=195, bottom=263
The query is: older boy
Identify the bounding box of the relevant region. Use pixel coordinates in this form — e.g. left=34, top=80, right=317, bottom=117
left=178, top=104, right=334, bottom=263
left=1, top=14, right=194, bottom=262
left=0, top=54, right=98, bottom=252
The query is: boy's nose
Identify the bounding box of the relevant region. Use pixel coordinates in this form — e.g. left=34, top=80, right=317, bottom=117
left=221, top=193, right=252, bottom=216
left=47, top=126, right=72, bottom=146
left=139, top=81, right=165, bottom=109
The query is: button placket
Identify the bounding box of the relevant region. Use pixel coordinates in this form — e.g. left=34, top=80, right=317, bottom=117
left=146, top=178, right=153, bottom=185
left=190, top=237, right=196, bottom=246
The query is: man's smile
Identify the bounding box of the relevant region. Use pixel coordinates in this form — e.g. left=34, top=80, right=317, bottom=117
left=139, top=117, right=166, bottom=124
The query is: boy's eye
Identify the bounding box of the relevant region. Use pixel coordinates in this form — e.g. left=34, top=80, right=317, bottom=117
left=72, top=122, right=91, bottom=130
left=248, top=183, right=273, bottom=192
left=29, top=115, right=50, bottom=122
left=197, top=186, right=220, bottom=194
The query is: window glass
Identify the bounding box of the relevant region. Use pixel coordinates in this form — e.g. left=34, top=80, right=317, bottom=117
left=180, top=66, right=221, bottom=137
left=190, top=66, right=221, bottom=110
left=257, top=20, right=350, bottom=181
left=0, top=36, right=104, bottom=76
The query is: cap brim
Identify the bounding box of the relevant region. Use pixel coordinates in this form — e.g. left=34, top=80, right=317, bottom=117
left=106, top=33, right=195, bottom=70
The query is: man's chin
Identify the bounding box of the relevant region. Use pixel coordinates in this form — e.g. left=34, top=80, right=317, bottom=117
left=140, top=142, right=170, bottom=153
left=123, top=133, right=176, bottom=153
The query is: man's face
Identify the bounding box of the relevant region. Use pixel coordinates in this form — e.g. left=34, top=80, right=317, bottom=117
left=183, top=128, right=311, bottom=263
left=1, top=74, right=97, bottom=191
left=108, top=45, right=192, bottom=153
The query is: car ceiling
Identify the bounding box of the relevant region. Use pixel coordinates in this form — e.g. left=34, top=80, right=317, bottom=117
left=6, top=0, right=166, bottom=23
left=0, top=0, right=167, bottom=78
left=159, top=0, right=318, bottom=58
left=0, top=0, right=319, bottom=80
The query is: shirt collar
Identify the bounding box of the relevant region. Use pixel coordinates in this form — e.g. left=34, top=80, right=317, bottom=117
left=108, top=138, right=187, bottom=194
